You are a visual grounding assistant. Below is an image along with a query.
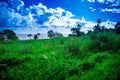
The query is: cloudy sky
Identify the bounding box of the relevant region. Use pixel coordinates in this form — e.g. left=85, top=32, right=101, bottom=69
left=0, top=0, right=120, bottom=39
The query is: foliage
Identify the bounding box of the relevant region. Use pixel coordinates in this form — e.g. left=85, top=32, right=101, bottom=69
left=47, top=30, right=63, bottom=38
left=54, top=32, right=63, bottom=38
left=20, top=44, right=33, bottom=54
left=27, top=34, right=32, bottom=39
left=115, top=22, right=120, bottom=34
left=47, top=30, right=55, bottom=38
left=0, top=31, right=120, bottom=80
left=66, top=42, right=81, bottom=55
left=89, top=32, right=120, bottom=52
left=34, top=34, right=38, bottom=40
left=69, top=24, right=84, bottom=37
left=4, top=29, right=18, bottom=40
left=0, top=46, right=6, bottom=54
left=0, top=29, right=18, bottom=42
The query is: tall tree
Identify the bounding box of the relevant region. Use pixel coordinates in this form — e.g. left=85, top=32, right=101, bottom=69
left=97, top=18, right=101, bottom=24
left=0, top=29, right=18, bottom=42
left=27, top=34, right=32, bottom=39
left=34, top=33, right=40, bottom=40
left=70, top=24, right=83, bottom=36
left=93, top=18, right=102, bottom=32
left=77, top=24, right=81, bottom=30
left=47, top=30, right=55, bottom=38
left=0, top=31, right=5, bottom=42
left=115, top=22, right=120, bottom=34
left=3, top=29, right=18, bottom=40
left=34, top=34, right=38, bottom=40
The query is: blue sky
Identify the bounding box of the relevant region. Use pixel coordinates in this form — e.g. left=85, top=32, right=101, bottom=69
left=0, top=0, right=120, bottom=39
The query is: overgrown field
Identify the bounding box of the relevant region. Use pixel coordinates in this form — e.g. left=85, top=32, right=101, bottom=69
left=0, top=32, right=120, bottom=80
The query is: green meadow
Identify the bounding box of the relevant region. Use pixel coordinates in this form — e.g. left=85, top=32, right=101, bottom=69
left=0, top=31, right=120, bottom=80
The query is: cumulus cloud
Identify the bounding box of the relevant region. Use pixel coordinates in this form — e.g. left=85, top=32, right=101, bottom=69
left=0, top=1, right=81, bottom=39
left=101, top=8, right=120, bottom=13
left=101, top=19, right=116, bottom=29
left=0, top=0, right=117, bottom=39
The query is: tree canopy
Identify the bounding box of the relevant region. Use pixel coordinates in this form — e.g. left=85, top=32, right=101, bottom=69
left=115, top=22, right=120, bottom=34
left=0, top=29, right=18, bottom=42
left=47, top=30, right=63, bottom=38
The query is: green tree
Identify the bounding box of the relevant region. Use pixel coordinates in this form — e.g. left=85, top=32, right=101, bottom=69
left=37, top=33, right=40, bottom=35
left=115, top=22, right=120, bottom=34
left=93, top=18, right=102, bottom=32
left=3, top=29, right=18, bottom=40
left=69, top=24, right=83, bottom=37
left=34, top=34, right=38, bottom=40
left=47, top=30, right=55, bottom=38
left=54, top=32, right=63, bottom=38
left=0, top=31, right=5, bottom=42
left=27, top=34, right=32, bottom=39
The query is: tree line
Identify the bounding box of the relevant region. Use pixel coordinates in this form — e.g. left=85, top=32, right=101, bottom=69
left=69, top=18, right=120, bottom=36
left=27, top=31, right=63, bottom=40
left=0, top=18, right=120, bottom=42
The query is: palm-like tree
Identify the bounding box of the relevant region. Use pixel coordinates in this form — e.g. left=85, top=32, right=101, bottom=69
left=93, top=18, right=102, bottom=32
left=27, top=34, right=32, bottom=39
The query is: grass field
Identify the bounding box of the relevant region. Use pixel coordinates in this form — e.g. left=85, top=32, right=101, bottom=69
left=0, top=31, right=120, bottom=80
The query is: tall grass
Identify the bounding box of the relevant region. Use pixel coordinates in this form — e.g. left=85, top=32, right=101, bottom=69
left=0, top=31, right=120, bottom=80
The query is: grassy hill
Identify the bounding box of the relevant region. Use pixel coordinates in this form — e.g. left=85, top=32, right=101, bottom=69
left=0, top=31, right=120, bottom=80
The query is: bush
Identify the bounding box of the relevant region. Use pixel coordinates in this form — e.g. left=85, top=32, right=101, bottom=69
left=81, top=61, right=94, bottom=71
left=89, top=32, right=120, bottom=52
left=66, top=42, right=81, bottom=55
left=0, top=58, right=23, bottom=72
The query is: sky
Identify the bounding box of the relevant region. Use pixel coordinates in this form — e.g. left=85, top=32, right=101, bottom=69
left=0, top=0, right=120, bottom=39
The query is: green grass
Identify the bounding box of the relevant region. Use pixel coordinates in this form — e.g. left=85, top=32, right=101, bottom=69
left=0, top=31, right=120, bottom=80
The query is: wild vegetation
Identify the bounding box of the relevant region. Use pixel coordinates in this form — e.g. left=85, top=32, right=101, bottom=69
left=0, top=19, right=120, bottom=80
left=0, top=31, right=120, bottom=80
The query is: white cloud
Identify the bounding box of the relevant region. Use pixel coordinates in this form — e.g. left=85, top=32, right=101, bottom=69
left=44, top=15, right=80, bottom=28
left=88, top=0, right=120, bottom=7
left=0, top=1, right=81, bottom=39
left=106, top=0, right=115, bottom=3
left=66, top=11, right=74, bottom=17
left=110, top=0, right=120, bottom=6
left=8, top=0, right=24, bottom=10
left=78, top=17, right=96, bottom=33
left=97, top=0, right=105, bottom=3
left=89, top=7, right=96, bottom=11
left=88, top=0, right=95, bottom=2
left=101, top=19, right=116, bottom=29
left=101, top=8, right=120, bottom=13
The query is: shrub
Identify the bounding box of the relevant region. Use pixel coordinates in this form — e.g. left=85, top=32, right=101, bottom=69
left=0, top=58, right=23, bottom=72
left=66, top=42, right=81, bottom=55
left=81, top=61, right=94, bottom=71
left=89, top=32, right=120, bottom=52
left=68, top=68, right=79, bottom=76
